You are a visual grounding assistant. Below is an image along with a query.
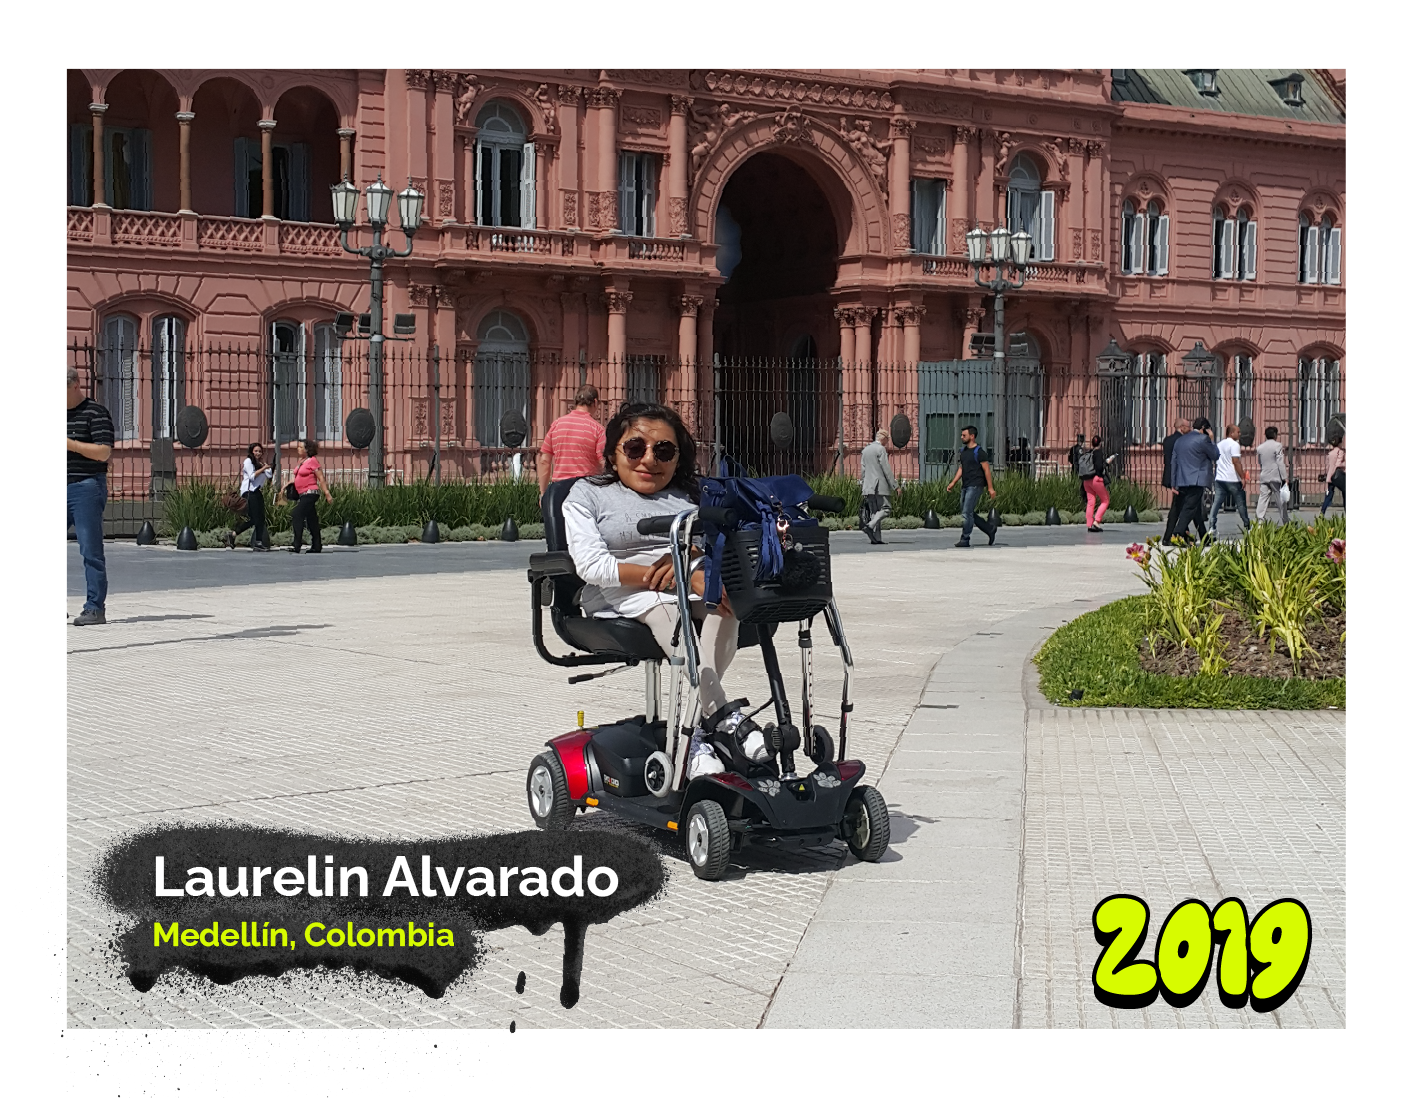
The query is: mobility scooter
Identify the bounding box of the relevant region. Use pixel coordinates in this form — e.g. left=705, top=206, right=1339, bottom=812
left=524, top=475, right=890, bottom=880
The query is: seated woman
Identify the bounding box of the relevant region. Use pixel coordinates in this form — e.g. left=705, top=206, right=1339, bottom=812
left=561, top=402, right=768, bottom=778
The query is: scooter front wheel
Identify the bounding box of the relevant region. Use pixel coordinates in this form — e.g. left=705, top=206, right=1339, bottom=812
left=527, top=752, right=573, bottom=830
left=684, top=799, right=731, bottom=880
left=843, top=785, right=890, bottom=862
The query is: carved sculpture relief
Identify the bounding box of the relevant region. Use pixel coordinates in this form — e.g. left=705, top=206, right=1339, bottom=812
left=838, top=117, right=889, bottom=191
left=405, top=70, right=430, bottom=90
left=892, top=213, right=910, bottom=250
left=675, top=294, right=703, bottom=317
left=693, top=71, right=893, bottom=110
left=557, top=84, right=582, bottom=106
left=770, top=107, right=814, bottom=145
left=1071, top=228, right=1084, bottom=260
left=562, top=192, right=578, bottom=227
left=602, top=290, right=634, bottom=314
left=688, top=102, right=758, bottom=183
left=454, top=75, right=482, bottom=127
left=670, top=95, right=693, bottom=116
left=1089, top=229, right=1101, bottom=261
left=893, top=305, right=926, bottom=326
left=914, top=136, right=949, bottom=157
left=622, top=105, right=663, bottom=127
left=668, top=197, right=688, bottom=237
left=438, top=182, right=455, bottom=219
left=409, top=284, right=433, bottom=307
left=1043, top=139, right=1070, bottom=178
left=527, top=84, right=558, bottom=133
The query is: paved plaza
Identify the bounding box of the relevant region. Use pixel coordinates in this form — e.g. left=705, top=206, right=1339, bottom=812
left=66, top=525, right=1345, bottom=1028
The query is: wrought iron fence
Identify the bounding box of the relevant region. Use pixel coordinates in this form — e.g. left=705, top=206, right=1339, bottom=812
left=68, top=340, right=1344, bottom=505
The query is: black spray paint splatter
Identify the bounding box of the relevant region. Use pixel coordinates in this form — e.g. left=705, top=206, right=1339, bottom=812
left=95, top=825, right=664, bottom=1004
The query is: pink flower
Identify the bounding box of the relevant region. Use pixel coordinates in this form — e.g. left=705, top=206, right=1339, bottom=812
left=1325, top=538, right=1346, bottom=564
left=1126, top=542, right=1150, bottom=567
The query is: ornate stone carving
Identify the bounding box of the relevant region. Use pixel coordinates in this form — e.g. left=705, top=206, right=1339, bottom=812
left=954, top=125, right=979, bottom=144
left=1067, top=137, right=1087, bottom=156
left=562, top=192, right=578, bottom=227
left=893, top=305, right=926, bottom=326
left=1089, top=228, right=1102, bottom=261
left=959, top=306, right=987, bottom=329
left=454, top=75, right=482, bottom=127
left=1071, top=228, right=1084, bottom=260
left=409, top=284, right=433, bottom=307
left=608, top=70, right=689, bottom=88
left=1044, top=139, right=1069, bottom=178
left=900, top=93, right=971, bottom=119
left=438, top=181, right=455, bottom=219
left=949, top=218, right=968, bottom=255
left=695, top=71, right=893, bottom=111
left=587, top=87, right=622, bottom=109
left=603, top=290, right=634, bottom=314
left=668, top=196, right=688, bottom=237
left=674, top=294, right=703, bottom=317
left=670, top=95, right=693, bottom=116
left=557, top=84, right=583, bottom=106
left=409, top=176, right=428, bottom=199
left=838, top=117, right=889, bottom=190
left=889, top=117, right=917, bottom=141
left=991, top=130, right=1015, bottom=165
left=623, top=105, right=662, bottom=127
left=405, top=70, right=430, bottom=90
left=913, top=136, right=948, bottom=157
left=528, top=84, right=558, bottom=133
left=892, top=213, right=910, bottom=250
left=431, top=70, right=459, bottom=92
left=688, top=102, right=758, bottom=183
left=1084, top=140, right=1105, bottom=159
left=586, top=191, right=617, bottom=231
left=770, top=107, right=814, bottom=145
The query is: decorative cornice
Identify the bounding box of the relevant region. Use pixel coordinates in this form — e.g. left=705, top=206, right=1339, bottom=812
left=893, top=305, right=926, bottom=325
left=603, top=290, right=633, bottom=314
left=587, top=87, right=622, bottom=109
left=692, top=71, right=894, bottom=112
left=557, top=84, right=583, bottom=106
left=674, top=294, right=704, bottom=317
left=405, top=70, right=430, bottom=90
left=431, top=70, right=460, bottom=92
left=888, top=117, right=917, bottom=141
left=670, top=95, right=694, bottom=116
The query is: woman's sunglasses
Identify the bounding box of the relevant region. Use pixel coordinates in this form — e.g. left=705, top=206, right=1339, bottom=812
left=620, top=437, right=678, bottom=463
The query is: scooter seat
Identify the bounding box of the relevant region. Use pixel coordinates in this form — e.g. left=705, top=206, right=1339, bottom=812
left=558, top=615, right=667, bottom=661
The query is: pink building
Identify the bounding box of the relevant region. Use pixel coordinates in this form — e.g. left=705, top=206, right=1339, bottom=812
left=66, top=68, right=1345, bottom=501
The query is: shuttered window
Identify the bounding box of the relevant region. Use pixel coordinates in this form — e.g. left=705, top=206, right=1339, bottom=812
left=910, top=178, right=946, bottom=254
left=100, top=315, right=140, bottom=441
left=1236, top=210, right=1257, bottom=280
left=1120, top=200, right=1139, bottom=273
left=270, top=321, right=306, bottom=445
left=1213, top=211, right=1237, bottom=279
left=475, top=102, right=535, bottom=228
left=619, top=151, right=658, bottom=236
left=1006, top=155, right=1053, bottom=260
left=1299, top=213, right=1342, bottom=286
left=151, top=316, right=186, bottom=440
left=313, top=322, right=343, bottom=441
left=1321, top=217, right=1341, bottom=285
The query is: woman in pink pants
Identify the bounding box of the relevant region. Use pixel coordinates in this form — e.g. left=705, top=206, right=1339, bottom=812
left=1077, top=434, right=1116, bottom=532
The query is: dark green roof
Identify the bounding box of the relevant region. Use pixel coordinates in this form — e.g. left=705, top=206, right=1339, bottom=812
left=1111, top=69, right=1344, bottom=124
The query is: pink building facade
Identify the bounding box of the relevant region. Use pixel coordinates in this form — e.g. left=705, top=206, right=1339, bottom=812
left=66, top=68, right=1345, bottom=493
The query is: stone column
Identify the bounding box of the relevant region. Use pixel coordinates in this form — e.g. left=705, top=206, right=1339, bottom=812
left=835, top=306, right=856, bottom=364
left=89, top=103, right=108, bottom=207
left=960, top=296, right=985, bottom=359
left=588, top=85, right=620, bottom=231
left=888, top=117, right=914, bottom=252
left=338, top=128, right=356, bottom=181
left=852, top=307, right=877, bottom=450
left=668, top=96, right=692, bottom=236
left=462, top=131, right=478, bottom=226
left=432, top=71, right=458, bottom=224
left=952, top=126, right=974, bottom=247
left=1085, top=140, right=1105, bottom=266
left=897, top=305, right=925, bottom=365
left=176, top=111, right=195, bottom=213
left=675, top=294, right=701, bottom=366
left=853, top=308, right=875, bottom=367
left=978, top=130, right=997, bottom=228
left=604, top=288, right=632, bottom=366
left=258, top=119, right=277, bottom=218
left=557, top=85, right=581, bottom=231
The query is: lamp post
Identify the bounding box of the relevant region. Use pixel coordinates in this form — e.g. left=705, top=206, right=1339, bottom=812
left=966, top=225, right=1031, bottom=473
left=1179, top=339, right=1219, bottom=430
left=332, top=176, right=424, bottom=487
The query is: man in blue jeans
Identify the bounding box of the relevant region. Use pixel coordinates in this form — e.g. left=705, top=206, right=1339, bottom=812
left=67, top=366, right=113, bottom=626
left=944, top=425, right=998, bottom=547
left=1208, top=422, right=1251, bottom=535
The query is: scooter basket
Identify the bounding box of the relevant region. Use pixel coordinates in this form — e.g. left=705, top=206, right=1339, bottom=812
left=719, top=526, right=832, bottom=624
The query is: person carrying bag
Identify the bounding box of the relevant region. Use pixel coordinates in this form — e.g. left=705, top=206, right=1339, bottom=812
left=283, top=438, right=333, bottom=553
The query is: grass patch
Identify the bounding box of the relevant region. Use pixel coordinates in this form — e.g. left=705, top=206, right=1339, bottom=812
left=1034, top=595, right=1344, bottom=710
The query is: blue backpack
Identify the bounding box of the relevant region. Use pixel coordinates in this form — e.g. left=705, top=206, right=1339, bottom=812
left=698, top=475, right=818, bottom=606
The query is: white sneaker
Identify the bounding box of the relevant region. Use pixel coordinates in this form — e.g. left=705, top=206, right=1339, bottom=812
left=718, top=710, right=771, bottom=763
left=686, top=728, right=724, bottom=779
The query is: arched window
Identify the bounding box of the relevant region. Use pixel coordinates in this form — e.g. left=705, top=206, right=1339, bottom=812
left=1320, top=214, right=1341, bottom=285
left=150, top=315, right=186, bottom=440
left=270, top=320, right=306, bottom=445
left=1121, top=199, right=1139, bottom=274
left=1006, top=155, right=1053, bottom=261
left=1236, top=207, right=1256, bottom=280
left=1214, top=352, right=1255, bottom=432
left=1123, top=198, right=1169, bottom=276
left=1130, top=351, right=1167, bottom=444
left=1299, top=212, right=1342, bottom=286
left=1214, top=204, right=1257, bottom=281
left=1144, top=200, right=1168, bottom=276
left=475, top=102, right=535, bottom=229
left=313, top=322, right=342, bottom=441
left=100, top=315, right=139, bottom=440
left=1298, top=356, right=1341, bottom=443
left=474, top=309, right=531, bottom=446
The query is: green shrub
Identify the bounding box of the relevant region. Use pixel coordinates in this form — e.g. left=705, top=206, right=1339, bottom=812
left=1022, top=511, right=1046, bottom=526
left=805, top=471, right=1153, bottom=521
left=1001, top=513, right=1023, bottom=527
left=882, top=515, right=924, bottom=530
left=1035, top=595, right=1343, bottom=709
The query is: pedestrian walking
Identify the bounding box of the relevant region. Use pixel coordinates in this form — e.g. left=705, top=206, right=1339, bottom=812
left=1077, top=434, right=1117, bottom=531
left=1160, top=418, right=1191, bottom=544
left=1320, top=436, right=1346, bottom=514
left=226, top=443, right=272, bottom=551
left=859, top=429, right=897, bottom=545
left=284, top=439, right=332, bottom=554
left=1163, top=417, right=1220, bottom=546
left=67, top=365, right=113, bottom=626
left=1067, top=432, right=1087, bottom=509
left=945, top=425, right=997, bottom=548
left=1255, top=427, right=1289, bottom=525
left=1208, top=424, right=1252, bottom=534
left=537, top=385, right=607, bottom=497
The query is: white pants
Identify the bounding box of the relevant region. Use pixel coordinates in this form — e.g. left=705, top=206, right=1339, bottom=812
left=1256, top=481, right=1288, bottom=524
left=635, top=601, right=738, bottom=719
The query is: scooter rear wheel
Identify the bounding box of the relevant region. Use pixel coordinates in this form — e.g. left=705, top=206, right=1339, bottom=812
left=527, top=752, right=573, bottom=830
left=844, top=785, right=890, bottom=862
left=684, top=800, right=731, bottom=880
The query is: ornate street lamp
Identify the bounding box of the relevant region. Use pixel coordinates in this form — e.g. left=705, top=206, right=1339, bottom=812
left=332, top=174, right=424, bottom=487
left=1095, top=338, right=1134, bottom=376
left=967, top=222, right=1032, bottom=472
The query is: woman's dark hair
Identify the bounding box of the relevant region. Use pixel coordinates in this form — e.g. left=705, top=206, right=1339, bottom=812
left=591, top=402, right=699, bottom=501
left=246, top=443, right=264, bottom=461
left=300, top=438, right=318, bottom=457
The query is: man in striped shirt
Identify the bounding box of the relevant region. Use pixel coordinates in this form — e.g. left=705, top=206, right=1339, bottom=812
left=67, top=365, right=114, bottom=625
left=537, top=385, right=607, bottom=496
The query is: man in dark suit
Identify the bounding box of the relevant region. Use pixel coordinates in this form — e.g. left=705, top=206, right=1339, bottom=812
left=1165, top=418, right=1219, bottom=545
left=1160, top=418, right=1191, bottom=543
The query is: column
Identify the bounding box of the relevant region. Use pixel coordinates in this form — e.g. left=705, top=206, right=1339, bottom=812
left=853, top=308, right=875, bottom=367
left=258, top=119, right=277, bottom=218
left=89, top=102, right=108, bottom=207
left=603, top=288, right=632, bottom=405
left=338, top=128, right=356, bottom=181
left=888, top=117, right=914, bottom=252
left=960, top=295, right=985, bottom=358
left=557, top=85, right=582, bottom=230
left=462, top=131, right=478, bottom=226
left=897, top=305, right=924, bottom=365
left=895, top=305, right=925, bottom=479
left=853, top=307, right=877, bottom=451
left=668, top=96, right=692, bottom=236
left=588, top=84, right=620, bottom=231
left=835, top=307, right=856, bottom=363
left=1085, top=140, right=1105, bottom=266
left=432, top=71, right=458, bottom=224
left=696, top=294, right=716, bottom=443
left=675, top=294, right=701, bottom=366
left=978, top=129, right=996, bottom=229
left=176, top=111, right=195, bottom=213
left=952, top=126, right=974, bottom=246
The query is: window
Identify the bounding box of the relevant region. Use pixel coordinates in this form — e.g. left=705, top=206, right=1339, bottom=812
left=1121, top=198, right=1168, bottom=276
left=474, top=310, right=531, bottom=445
left=100, top=315, right=139, bottom=440
left=270, top=321, right=306, bottom=444
left=1299, top=213, right=1342, bottom=285
left=1320, top=215, right=1341, bottom=285
left=68, top=124, right=152, bottom=209
left=625, top=356, right=663, bottom=403
left=619, top=152, right=659, bottom=237
left=151, top=316, right=186, bottom=440
left=475, top=102, right=535, bottom=229
left=1130, top=352, right=1167, bottom=445
left=1298, top=357, right=1341, bottom=443
left=1269, top=73, right=1304, bottom=106
left=233, top=138, right=311, bottom=220
left=910, top=178, right=947, bottom=254
left=1215, top=353, right=1254, bottom=432
left=1213, top=206, right=1256, bottom=280
left=1006, top=156, right=1054, bottom=261
left=313, top=322, right=343, bottom=441
left=1185, top=69, right=1219, bottom=96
